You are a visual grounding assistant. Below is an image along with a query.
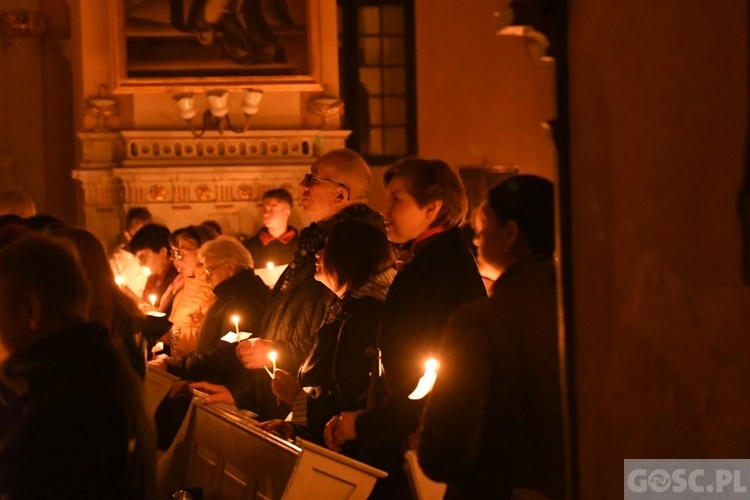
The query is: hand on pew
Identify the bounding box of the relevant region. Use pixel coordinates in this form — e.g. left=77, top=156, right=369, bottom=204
left=257, top=419, right=296, bottom=439
left=324, top=410, right=362, bottom=453
left=148, top=353, right=169, bottom=371
left=189, top=381, right=236, bottom=405
left=271, top=369, right=301, bottom=406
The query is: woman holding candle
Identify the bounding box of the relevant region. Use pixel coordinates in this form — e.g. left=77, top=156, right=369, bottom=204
left=257, top=220, right=395, bottom=451
left=158, top=224, right=218, bottom=357
left=325, top=158, right=486, bottom=498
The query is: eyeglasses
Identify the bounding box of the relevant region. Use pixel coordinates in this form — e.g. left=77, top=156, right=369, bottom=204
left=172, top=247, right=199, bottom=260
left=302, top=173, right=350, bottom=196
left=204, top=261, right=229, bottom=277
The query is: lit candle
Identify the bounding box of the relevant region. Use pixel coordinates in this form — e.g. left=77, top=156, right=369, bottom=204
left=266, top=261, right=275, bottom=270
left=143, top=266, right=152, bottom=277
left=114, top=275, right=125, bottom=287
left=231, top=314, right=240, bottom=336
left=269, top=350, right=277, bottom=374
left=148, top=294, right=157, bottom=310
left=408, top=358, right=439, bottom=400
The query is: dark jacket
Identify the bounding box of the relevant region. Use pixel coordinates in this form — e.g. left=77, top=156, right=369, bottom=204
left=0, top=322, right=155, bottom=499
left=290, top=269, right=395, bottom=446
left=244, top=226, right=299, bottom=267
left=355, top=227, right=486, bottom=498
left=418, top=259, right=565, bottom=499
left=241, top=204, right=384, bottom=419
left=167, top=268, right=270, bottom=384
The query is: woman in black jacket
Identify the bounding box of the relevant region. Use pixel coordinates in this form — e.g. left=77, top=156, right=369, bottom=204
left=326, top=158, right=487, bottom=498
left=256, top=220, right=395, bottom=450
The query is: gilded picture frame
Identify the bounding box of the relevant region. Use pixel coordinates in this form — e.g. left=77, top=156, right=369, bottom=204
left=110, top=0, right=323, bottom=93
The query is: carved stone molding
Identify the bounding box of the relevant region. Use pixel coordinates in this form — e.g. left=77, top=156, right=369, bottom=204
left=0, top=10, right=45, bottom=46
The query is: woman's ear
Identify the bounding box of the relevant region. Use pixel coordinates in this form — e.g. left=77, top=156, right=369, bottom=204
left=424, top=199, right=444, bottom=223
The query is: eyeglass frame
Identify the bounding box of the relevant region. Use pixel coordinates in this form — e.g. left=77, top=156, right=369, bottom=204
left=204, top=261, right=230, bottom=277
left=171, top=246, right=199, bottom=260
left=301, top=173, right=350, bottom=199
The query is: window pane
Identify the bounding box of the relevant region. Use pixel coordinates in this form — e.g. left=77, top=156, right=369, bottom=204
left=369, top=97, right=383, bottom=125
left=359, top=67, right=382, bottom=95
left=359, top=37, right=381, bottom=66
left=383, top=67, right=405, bottom=95
left=381, top=6, right=404, bottom=35
left=384, top=127, right=407, bottom=155
left=382, top=36, right=404, bottom=65
left=369, top=127, right=384, bottom=155
left=383, top=98, right=406, bottom=125
left=359, top=7, right=380, bottom=35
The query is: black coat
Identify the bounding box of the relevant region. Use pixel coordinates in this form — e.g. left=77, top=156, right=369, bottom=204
left=355, top=227, right=486, bottom=497
left=167, top=268, right=270, bottom=384
left=0, top=322, right=155, bottom=499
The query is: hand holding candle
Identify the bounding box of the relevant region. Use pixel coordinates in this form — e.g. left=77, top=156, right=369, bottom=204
left=265, top=350, right=278, bottom=379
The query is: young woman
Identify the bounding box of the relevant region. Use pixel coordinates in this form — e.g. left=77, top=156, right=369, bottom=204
left=159, top=224, right=218, bottom=357
left=326, top=158, right=487, bottom=498
left=256, top=220, right=395, bottom=450
left=49, top=227, right=147, bottom=378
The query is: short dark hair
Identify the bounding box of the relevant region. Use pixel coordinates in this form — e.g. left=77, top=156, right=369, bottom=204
left=262, top=188, right=293, bottom=206
left=22, top=213, right=69, bottom=233
left=125, top=207, right=152, bottom=233
left=383, top=159, right=468, bottom=229
left=200, top=219, right=223, bottom=235
left=129, top=223, right=170, bottom=253
left=0, top=237, right=89, bottom=337
left=169, top=224, right=219, bottom=248
left=487, top=174, right=555, bottom=257
left=322, top=220, right=394, bottom=292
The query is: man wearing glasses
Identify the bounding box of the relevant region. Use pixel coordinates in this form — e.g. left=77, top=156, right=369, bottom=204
left=129, top=223, right=179, bottom=315
left=229, top=148, right=385, bottom=419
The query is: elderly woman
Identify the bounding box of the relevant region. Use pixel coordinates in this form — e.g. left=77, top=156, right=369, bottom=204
left=326, top=158, right=487, bottom=498
left=150, top=235, right=270, bottom=384
left=252, top=220, right=395, bottom=448
left=158, top=224, right=218, bottom=358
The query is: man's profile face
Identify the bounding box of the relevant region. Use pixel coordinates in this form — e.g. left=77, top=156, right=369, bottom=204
left=134, top=247, right=169, bottom=275
left=261, top=198, right=292, bottom=229
left=299, top=162, right=346, bottom=223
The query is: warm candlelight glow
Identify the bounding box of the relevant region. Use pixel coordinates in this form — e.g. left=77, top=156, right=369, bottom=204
left=148, top=294, right=157, bottom=310
left=114, top=275, right=124, bottom=287
left=231, top=314, right=240, bottom=336
left=269, top=350, right=277, bottom=373
left=142, top=266, right=152, bottom=277
left=408, top=357, right=439, bottom=400
left=266, top=261, right=275, bottom=269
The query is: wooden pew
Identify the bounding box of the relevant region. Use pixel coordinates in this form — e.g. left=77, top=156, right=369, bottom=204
left=179, top=399, right=387, bottom=499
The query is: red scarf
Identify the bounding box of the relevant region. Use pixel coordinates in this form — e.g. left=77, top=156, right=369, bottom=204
left=258, top=227, right=297, bottom=246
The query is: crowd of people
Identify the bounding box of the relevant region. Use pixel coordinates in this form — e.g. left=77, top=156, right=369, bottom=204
left=0, top=150, right=565, bottom=499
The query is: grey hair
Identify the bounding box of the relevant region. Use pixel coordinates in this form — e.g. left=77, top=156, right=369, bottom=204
left=199, top=235, right=253, bottom=268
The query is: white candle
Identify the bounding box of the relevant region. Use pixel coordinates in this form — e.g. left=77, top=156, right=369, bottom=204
left=231, top=314, right=240, bottom=336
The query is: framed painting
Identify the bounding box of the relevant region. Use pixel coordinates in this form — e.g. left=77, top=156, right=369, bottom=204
left=111, top=0, right=323, bottom=93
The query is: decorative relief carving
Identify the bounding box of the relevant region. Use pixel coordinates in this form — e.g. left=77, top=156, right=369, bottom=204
left=237, top=183, right=254, bottom=201
left=195, top=184, right=213, bottom=202
left=0, top=10, right=45, bottom=46
left=149, top=184, right=167, bottom=201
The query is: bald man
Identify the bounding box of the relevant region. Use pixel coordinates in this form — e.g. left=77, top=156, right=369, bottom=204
left=0, top=191, right=36, bottom=219
left=233, top=149, right=384, bottom=419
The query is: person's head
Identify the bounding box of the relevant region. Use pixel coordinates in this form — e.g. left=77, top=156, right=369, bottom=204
left=169, top=224, right=219, bottom=277
left=0, top=237, right=89, bottom=361
left=382, top=158, right=468, bottom=243
left=129, top=223, right=171, bottom=275
left=200, top=219, right=222, bottom=235
left=22, top=213, right=68, bottom=233
left=124, top=207, right=152, bottom=241
left=299, top=149, right=371, bottom=222
left=475, top=174, right=555, bottom=279
left=0, top=191, right=36, bottom=219
left=260, top=188, right=293, bottom=232
left=314, top=220, right=394, bottom=297
left=199, top=235, right=253, bottom=289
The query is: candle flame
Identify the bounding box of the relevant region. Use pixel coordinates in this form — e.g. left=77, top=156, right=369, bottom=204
left=408, top=357, right=440, bottom=400
left=425, top=358, right=439, bottom=373
left=268, top=351, right=277, bottom=362
left=231, top=314, right=240, bottom=325
left=114, top=275, right=125, bottom=287
left=266, top=261, right=275, bottom=269
left=148, top=294, right=157, bottom=306
left=142, top=266, right=152, bottom=277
